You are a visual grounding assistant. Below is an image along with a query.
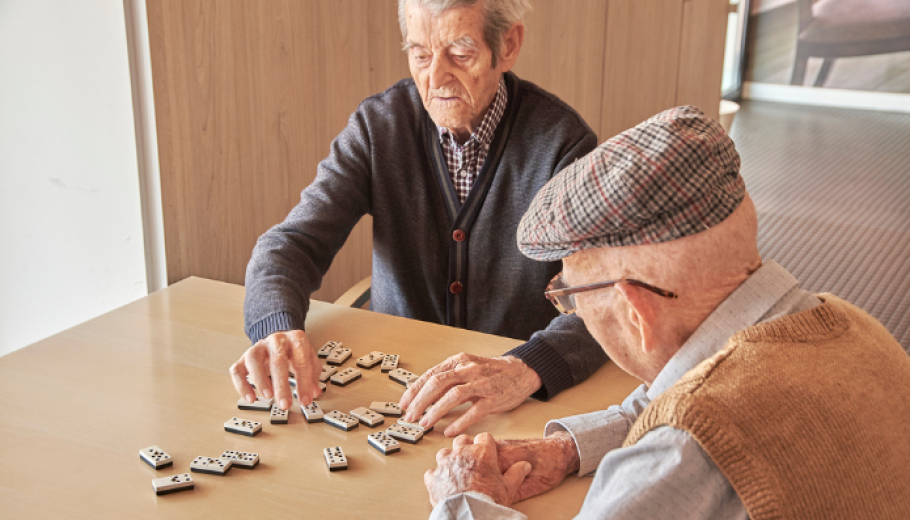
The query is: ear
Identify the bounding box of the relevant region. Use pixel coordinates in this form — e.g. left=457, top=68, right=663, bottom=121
left=614, top=282, right=659, bottom=355
left=498, top=22, right=525, bottom=71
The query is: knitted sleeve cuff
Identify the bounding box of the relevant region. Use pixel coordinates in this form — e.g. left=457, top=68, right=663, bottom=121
left=504, top=337, right=573, bottom=401
left=246, top=311, right=305, bottom=345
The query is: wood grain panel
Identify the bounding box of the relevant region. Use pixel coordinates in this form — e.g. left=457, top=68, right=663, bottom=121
left=513, top=0, right=609, bottom=137
left=676, top=0, right=728, bottom=121
left=148, top=0, right=407, bottom=300
left=600, top=0, right=685, bottom=139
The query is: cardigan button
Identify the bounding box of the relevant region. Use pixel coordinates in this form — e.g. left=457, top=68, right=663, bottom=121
left=452, top=229, right=466, bottom=242
left=449, top=281, right=463, bottom=295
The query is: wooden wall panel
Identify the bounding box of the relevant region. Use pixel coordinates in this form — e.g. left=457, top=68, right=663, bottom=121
left=676, top=0, right=729, bottom=122
left=148, top=0, right=408, bottom=300
left=513, top=0, right=609, bottom=136
left=599, top=0, right=685, bottom=139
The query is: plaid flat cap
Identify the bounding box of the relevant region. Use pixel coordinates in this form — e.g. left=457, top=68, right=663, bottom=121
left=517, top=106, right=744, bottom=261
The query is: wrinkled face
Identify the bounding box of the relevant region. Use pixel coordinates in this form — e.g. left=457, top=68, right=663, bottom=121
left=404, top=1, right=506, bottom=142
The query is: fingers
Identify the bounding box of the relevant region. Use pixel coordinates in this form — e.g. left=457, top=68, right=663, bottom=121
left=268, top=339, right=294, bottom=410
left=502, top=461, right=532, bottom=506
left=244, top=343, right=273, bottom=399
left=229, top=359, right=256, bottom=404
left=286, top=332, right=320, bottom=405
left=443, top=402, right=491, bottom=437
left=451, top=434, right=473, bottom=448
left=401, top=354, right=469, bottom=420
left=424, top=383, right=481, bottom=433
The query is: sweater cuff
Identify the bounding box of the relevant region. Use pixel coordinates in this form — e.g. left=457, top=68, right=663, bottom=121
left=246, top=311, right=305, bottom=345
left=504, top=337, right=573, bottom=401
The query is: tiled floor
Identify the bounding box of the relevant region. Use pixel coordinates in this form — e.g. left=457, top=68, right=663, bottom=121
left=731, top=100, right=910, bottom=351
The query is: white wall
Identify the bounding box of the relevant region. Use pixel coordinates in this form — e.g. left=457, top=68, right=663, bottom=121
left=0, top=0, right=148, bottom=357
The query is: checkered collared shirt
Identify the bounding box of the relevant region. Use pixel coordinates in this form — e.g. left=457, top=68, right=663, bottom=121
left=437, top=79, right=508, bottom=203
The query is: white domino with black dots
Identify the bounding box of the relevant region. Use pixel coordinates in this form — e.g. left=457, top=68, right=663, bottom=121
left=350, top=406, right=385, bottom=427
left=270, top=403, right=289, bottom=424
left=368, top=431, right=401, bottom=455
left=381, top=354, right=400, bottom=372
left=190, top=456, right=232, bottom=476
left=224, top=417, right=262, bottom=436
left=319, top=364, right=337, bottom=382
left=318, top=341, right=343, bottom=358
left=324, top=410, right=359, bottom=431
left=220, top=450, right=260, bottom=469
left=330, top=367, right=362, bottom=386
left=324, top=446, right=348, bottom=471
left=389, top=368, right=419, bottom=386
left=369, top=401, right=402, bottom=416
left=386, top=423, right=423, bottom=444
left=326, top=348, right=352, bottom=366
left=152, top=474, right=194, bottom=495
left=301, top=401, right=325, bottom=423
left=356, top=351, right=385, bottom=369
left=140, top=445, right=173, bottom=469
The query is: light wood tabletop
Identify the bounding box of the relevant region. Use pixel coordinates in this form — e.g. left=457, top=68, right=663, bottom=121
left=0, top=277, right=641, bottom=519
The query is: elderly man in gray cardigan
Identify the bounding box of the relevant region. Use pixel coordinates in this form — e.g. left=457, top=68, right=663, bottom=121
left=230, top=0, right=606, bottom=436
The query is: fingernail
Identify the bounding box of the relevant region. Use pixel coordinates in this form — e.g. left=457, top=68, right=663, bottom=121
left=280, top=398, right=289, bottom=410
left=245, top=394, right=254, bottom=403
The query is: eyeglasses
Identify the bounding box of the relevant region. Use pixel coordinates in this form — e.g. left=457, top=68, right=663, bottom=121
left=545, top=272, right=678, bottom=315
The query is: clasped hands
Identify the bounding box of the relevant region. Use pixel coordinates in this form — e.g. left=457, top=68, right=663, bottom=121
left=230, top=331, right=543, bottom=438
left=425, top=431, right=581, bottom=507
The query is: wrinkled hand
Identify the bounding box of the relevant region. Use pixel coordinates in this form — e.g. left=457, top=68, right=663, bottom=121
left=399, top=354, right=542, bottom=437
left=495, top=432, right=580, bottom=502
left=229, top=329, right=322, bottom=410
left=425, top=433, right=532, bottom=508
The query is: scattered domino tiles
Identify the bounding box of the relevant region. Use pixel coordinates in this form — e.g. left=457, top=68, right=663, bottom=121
left=152, top=474, right=194, bottom=495
left=349, top=406, right=385, bottom=427
left=324, top=410, right=359, bottom=432
left=388, top=368, right=419, bottom=386
left=301, top=401, right=325, bottom=423
left=220, top=450, right=259, bottom=469
left=386, top=423, right=423, bottom=444
left=270, top=403, right=289, bottom=424
left=367, top=431, right=401, bottom=455
left=369, top=401, right=402, bottom=416
left=318, top=341, right=343, bottom=358
left=330, top=367, right=362, bottom=386
left=238, top=396, right=273, bottom=411
left=319, top=364, right=337, bottom=382
left=139, top=445, right=173, bottom=469
left=380, top=354, right=400, bottom=372
left=397, top=417, right=433, bottom=434
left=190, top=456, right=232, bottom=476
left=326, top=347, right=353, bottom=366
left=356, top=351, right=385, bottom=369
left=324, top=446, right=347, bottom=471
left=224, top=417, right=262, bottom=437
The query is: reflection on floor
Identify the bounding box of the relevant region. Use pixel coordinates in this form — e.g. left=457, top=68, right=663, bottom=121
left=745, top=3, right=910, bottom=93
left=732, top=100, right=910, bottom=351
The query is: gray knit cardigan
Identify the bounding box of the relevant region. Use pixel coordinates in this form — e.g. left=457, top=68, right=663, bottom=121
left=244, top=72, right=607, bottom=399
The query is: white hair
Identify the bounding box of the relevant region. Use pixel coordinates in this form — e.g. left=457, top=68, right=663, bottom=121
left=398, top=0, right=532, bottom=67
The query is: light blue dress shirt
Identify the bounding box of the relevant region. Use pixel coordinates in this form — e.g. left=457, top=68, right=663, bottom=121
left=430, top=261, right=821, bottom=520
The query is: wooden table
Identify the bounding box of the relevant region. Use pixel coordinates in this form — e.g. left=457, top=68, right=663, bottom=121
left=0, top=277, right=641, bottom=519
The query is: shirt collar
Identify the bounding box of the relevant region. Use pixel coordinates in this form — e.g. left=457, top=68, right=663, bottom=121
left=646, top=261, right=802, bottom=400
left=437, top=77, right=507, bottom=148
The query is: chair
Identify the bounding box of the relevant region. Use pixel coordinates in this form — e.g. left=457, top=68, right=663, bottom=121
left=333, top=276, right=372, bottom=309
left=791, top=0, right=910, bottom=86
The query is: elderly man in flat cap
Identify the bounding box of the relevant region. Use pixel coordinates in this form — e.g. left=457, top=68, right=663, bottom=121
left=424, top=106, right=910, bottom=519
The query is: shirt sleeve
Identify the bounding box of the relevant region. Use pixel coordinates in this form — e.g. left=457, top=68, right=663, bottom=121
left=503, top=130, right=607, bottom=400
left=243, top=108, right=373, bottom=344
left=429, top=492, right=528, bottom=520
left=574, top=426, right=748, bottom=520
left=544, top=384, right=650, bottom=476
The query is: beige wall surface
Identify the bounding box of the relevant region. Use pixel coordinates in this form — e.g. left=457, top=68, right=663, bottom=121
left=149, top=0, right=727, bottom=302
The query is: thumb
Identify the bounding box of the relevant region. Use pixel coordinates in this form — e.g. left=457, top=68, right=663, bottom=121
left=502, top=461, right=532, bottom=505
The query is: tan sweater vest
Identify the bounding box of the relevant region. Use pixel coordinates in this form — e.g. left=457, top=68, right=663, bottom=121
left=624, top=295, right=910, bottom=520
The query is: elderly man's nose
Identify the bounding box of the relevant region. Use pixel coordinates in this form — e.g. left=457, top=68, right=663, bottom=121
left=428, top=56, right=452, bottom=89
